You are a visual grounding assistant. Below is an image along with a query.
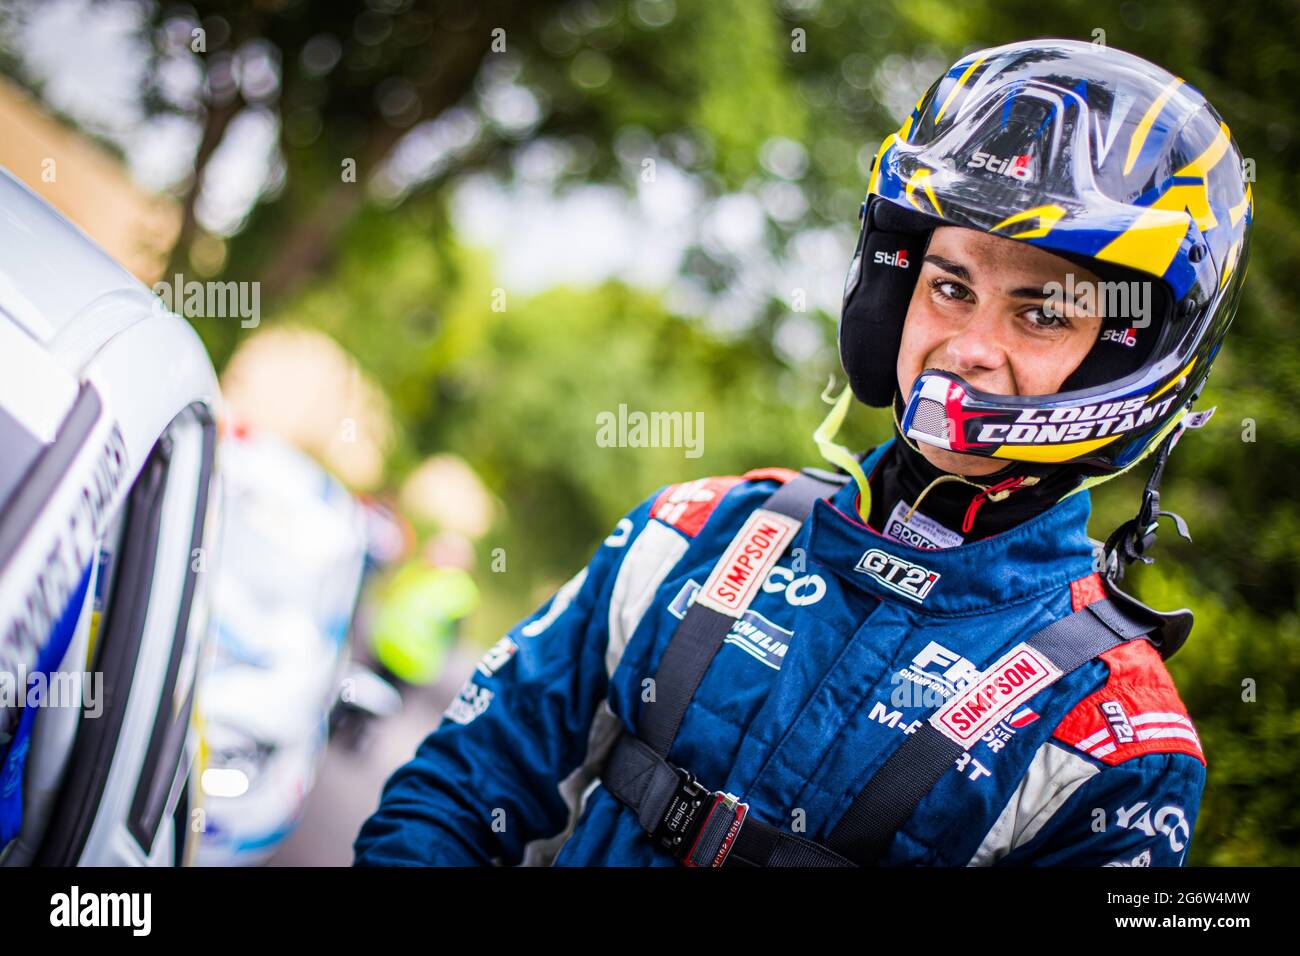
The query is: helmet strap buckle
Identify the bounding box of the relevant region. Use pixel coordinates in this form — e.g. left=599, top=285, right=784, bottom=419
left=1102, top=428, right=1193, bottom=582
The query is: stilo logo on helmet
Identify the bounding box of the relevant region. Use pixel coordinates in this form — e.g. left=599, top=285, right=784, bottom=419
left=966, top=150, right=1034, bottom=181
left=838, top=38, right=1253, bottom=474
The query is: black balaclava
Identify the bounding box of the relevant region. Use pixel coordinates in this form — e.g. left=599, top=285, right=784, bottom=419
left=865, top=391, right=1090, bottom=546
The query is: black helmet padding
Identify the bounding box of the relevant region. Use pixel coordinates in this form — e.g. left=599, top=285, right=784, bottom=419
left=838, top=200, right=938, bottom=407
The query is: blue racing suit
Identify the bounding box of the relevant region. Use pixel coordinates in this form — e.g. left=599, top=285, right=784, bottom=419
left=353, top=439, right=1206, bottom=867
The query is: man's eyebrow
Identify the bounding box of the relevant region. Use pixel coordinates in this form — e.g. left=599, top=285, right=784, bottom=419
left=1009, top=285, right=1052, bottom=299
left=923, top=254, right=970, bottom=281
left=926, top=253, right=1071, bottom=301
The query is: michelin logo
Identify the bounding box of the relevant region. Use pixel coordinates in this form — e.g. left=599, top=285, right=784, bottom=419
left=669, top=580, right=792, bottom=670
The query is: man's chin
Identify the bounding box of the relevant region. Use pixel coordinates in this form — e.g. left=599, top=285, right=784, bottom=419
left=914, top=440, right=1008, bottom=478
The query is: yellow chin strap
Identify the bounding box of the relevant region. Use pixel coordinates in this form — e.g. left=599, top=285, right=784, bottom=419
left=813, top=380, right=873, bottom=522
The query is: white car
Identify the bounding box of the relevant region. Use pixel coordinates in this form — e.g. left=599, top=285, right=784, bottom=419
left=0, top=166, right=219, bottom=866
left=195, top=424, right=378, bottom=866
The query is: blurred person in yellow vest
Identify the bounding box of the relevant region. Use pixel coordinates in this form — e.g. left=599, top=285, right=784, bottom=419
left=368, top=531, right=480, bottom=688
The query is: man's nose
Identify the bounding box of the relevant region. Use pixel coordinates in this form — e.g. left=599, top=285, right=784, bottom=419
left=944, top=308, right=1007, bottom=374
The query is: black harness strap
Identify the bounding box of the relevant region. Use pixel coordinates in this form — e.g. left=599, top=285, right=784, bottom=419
left=603, top=469, right=852, bottom=865
left=637, top=605, right=734, bottom=758
left=824, top=596, right=1156, bottom=866
left=637, top=471, right=846, bottom=757
left=602, top=733, right=855, bottom=866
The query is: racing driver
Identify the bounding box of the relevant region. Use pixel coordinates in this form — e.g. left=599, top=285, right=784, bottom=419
left=354, top=38, right=1252, bottom=867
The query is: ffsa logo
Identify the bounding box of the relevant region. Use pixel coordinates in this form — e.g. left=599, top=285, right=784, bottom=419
left=873, top=249, right=909, bottom=269
left=855, top=549, right=940, bottom=602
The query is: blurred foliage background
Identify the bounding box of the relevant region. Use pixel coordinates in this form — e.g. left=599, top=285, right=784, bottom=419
left=2, top=0, right=1297, bottom=864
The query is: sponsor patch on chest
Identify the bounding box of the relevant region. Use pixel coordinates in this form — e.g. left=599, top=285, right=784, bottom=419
left=931, top=643, right=1062, bottom=747
left=854, top=548, right=941, bottom=602
left=698, top=509, right=801, bottom=616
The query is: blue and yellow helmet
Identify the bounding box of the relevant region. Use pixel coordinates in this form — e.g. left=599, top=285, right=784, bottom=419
left=840, top=38, right=1253, bottom=472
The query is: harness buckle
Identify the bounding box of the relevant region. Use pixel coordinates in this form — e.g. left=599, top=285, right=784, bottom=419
left=651, top=768, right=712, bottom=858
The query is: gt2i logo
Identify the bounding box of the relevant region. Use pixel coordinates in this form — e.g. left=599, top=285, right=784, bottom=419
left=1099, top=699, right=1135, bottom=744
left=966, top=150, right=1033, bottom=181
left=873, top=249, right=910, bottom=269
left=1106, top=801, right=1191, bottom=853
left=854, top=549, right=939, bottom=603
left=976, top=394, right=1181, bottom=445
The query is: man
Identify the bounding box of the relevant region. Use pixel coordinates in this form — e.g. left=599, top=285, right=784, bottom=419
left=354, top=38, right=1251, bottom=867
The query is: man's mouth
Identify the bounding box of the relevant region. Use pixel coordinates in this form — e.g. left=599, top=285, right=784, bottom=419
left=922, top=367, right=1016, bottom=398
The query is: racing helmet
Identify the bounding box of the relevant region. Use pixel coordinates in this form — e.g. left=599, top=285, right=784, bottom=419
left=839, top=38, right=1253, bottom=472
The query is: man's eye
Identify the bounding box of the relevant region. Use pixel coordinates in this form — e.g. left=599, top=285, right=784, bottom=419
left=930, top=278, right=970, bottom=302
left=1024, top=307, right=1068, bottom=330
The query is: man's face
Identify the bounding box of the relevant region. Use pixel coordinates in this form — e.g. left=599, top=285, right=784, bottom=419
left=896, top=226, right=1104, bottom=477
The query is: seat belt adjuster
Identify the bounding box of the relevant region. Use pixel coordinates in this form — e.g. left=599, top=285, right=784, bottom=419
left=649, top=767, right=750, bottom=867
left=682, top=791, right=750, bottom=868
